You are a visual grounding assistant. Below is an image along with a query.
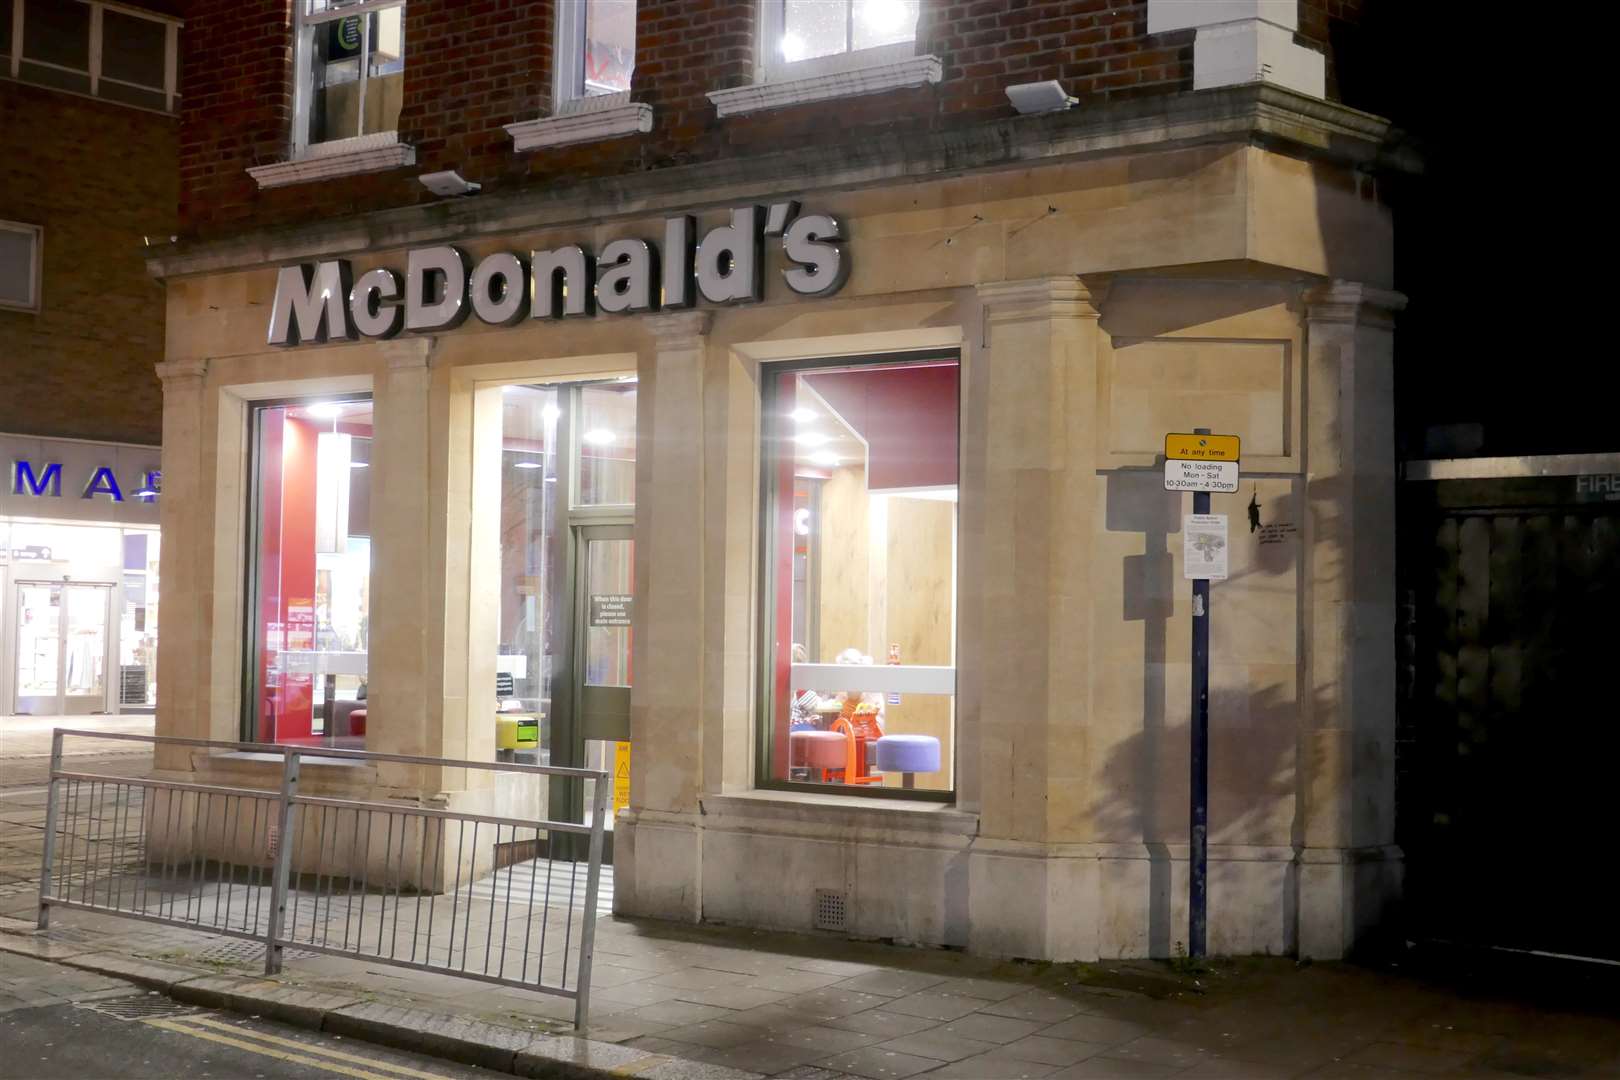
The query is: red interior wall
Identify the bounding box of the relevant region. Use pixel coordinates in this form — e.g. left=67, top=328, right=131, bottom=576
left=271, top=415, right=318, bottom=740
left=256, top=412, right=284, bottom=742
left=803, top=363, right=959, bottom=490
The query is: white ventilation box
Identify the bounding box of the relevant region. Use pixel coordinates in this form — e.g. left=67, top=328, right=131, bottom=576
left=1146, top=0, right=1324, bottom=99
left=1194, top=19, right=1325, bottom=97
left=1148, top=0, right=1298, bottom=35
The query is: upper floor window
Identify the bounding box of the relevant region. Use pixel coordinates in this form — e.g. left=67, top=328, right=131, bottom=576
left=762, top=0, right=919, bottom=77
left=294, top=0, right=405, bottom=151
left=555, top=0, right=635, bottom=105
left=3, top=0, right=179, bottom=114
left=0, top=220, right=42, bottom=313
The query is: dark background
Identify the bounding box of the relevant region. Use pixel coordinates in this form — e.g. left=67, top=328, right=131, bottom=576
left=1335, top=3, right=1607, bottom=459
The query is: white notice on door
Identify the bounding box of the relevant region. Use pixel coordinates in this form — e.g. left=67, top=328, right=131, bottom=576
left=1183, top=514, right=1229, bottom=581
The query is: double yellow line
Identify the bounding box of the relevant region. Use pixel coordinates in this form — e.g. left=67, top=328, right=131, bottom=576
left=143, top=1014, right=461, bottom=1080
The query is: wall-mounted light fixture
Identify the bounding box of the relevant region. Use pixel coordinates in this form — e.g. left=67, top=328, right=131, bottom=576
left=1005, top=80, right=1076, bottom=114
left=419, top=170, right=481, bottom=197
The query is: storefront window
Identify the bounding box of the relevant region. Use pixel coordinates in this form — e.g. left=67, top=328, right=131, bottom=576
left=761, top=355, right=959, bottom=794
left=576, top=381, right=637, bottom=506
left=119, top=531, right=160, bottom=709
left=247, top=399, right=373, bottom=746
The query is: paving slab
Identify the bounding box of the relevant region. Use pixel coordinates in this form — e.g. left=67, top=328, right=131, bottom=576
left=817, top=1044, right=947, bottom=1079
left=924, top=1056, right=1060, bottom=1079
left=873, top=1029, right=999, bottom=1062
left=935, top=1012, right=1046, bottom=1044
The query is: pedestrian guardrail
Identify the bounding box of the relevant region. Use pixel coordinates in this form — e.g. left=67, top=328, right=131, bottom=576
left=36, top=729, right=610, bottom=1028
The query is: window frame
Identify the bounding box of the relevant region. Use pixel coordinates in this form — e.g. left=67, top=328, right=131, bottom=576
left=553, top=0, right=635, bottom=108
left=756, top=0, right=918, bottom=83
left=754, top=350, right=961, bottom=803
left=0, top=219, right=42, bottom=313
left=3, top=0, right=180, bottom=115
left=292, top=0, right=406, bottom=156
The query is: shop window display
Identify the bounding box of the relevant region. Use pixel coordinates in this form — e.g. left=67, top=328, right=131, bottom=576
left=247, top=399, right=373, bottom=746
left=762, top=356, right=959, bottom=794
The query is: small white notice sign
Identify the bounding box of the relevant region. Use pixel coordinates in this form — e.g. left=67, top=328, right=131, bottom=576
left=1164, top=459, right=1239, bottom=493
left=1184, top=514, right=1229, bottom=581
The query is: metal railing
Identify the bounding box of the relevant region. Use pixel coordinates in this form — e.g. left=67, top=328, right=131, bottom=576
left=36, top=729, right=610, bottom=1028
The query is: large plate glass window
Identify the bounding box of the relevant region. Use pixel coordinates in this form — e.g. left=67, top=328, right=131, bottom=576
left=759, top=354, right=959, bottom=796
left=245, top=398, right=374, bottom=747
left=556, top=0, right=636, bottom=104
left=295, top=0, right=406, bottom=151
left=760, top=0, right=919, bottom=77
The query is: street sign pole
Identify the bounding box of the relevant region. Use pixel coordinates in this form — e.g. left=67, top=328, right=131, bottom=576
left=1188, top=428, right=1211, bottom=959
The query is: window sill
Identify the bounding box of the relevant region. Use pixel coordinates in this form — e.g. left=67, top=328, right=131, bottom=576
left=505, top=92, right=653, bottom=151
left=707, top=54, right=942, bottom=118
left=700, top=789, right=977, bottom=836
left=247, top=132, right=417, bottom=190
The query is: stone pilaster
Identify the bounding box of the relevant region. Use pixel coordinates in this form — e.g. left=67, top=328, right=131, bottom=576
left=1297, top=280, right=1407, bottom=959
left=965, top=278, right=1106, bottom=960
left=615, top=310, right=711, bottom=921
left=366, top=340, right=437, bottom=782
left=152, top=359, right=210, bottom=771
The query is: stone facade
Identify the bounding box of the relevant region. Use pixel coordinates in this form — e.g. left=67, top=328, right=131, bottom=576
left=148, top=62, right=1407, bottom=957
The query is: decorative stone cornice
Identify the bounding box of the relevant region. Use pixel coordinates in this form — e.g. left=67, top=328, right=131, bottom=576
left=1305, top=281, right=1407, bottom=328
left=645, top=310, right=712, bottom=351
left=505, top=93, right=654, bottom=151
left=707, top=55, right=942, bottom=118
left=247, top=132, right=416, bottom=191
left=148, top=85, right=1405, bottom=282
left=976, top=277, right=1103, bottom=324
left=154, top=358, right=209, bottom=384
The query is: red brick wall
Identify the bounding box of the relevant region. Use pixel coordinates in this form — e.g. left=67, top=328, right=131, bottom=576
left=176, top=0, right=1361, bottom=241
left=0, top=81, right=176, bottom=445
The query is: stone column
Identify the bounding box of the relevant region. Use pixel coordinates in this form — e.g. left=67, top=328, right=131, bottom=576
left=152, top=359, right=210, bottom=770
left=1297, top=281, right=1407, bottom=959
left=615, top=310, right=711, bottom=920
left=966, top=278, right=1105, bottom=960
left=366, top=341, right=436, bottom=783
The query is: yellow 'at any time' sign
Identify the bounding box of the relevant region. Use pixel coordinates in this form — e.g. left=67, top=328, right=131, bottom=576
left=1166, top=433, right=1241, bottom=461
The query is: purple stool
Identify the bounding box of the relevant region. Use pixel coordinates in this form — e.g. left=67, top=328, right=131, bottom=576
left=875, top=734, right=941, bottom=789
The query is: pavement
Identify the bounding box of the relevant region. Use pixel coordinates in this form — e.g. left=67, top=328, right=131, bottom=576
left=4, top=717, right=1620, bottom=1079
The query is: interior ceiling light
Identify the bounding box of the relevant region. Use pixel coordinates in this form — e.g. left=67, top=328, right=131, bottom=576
left=514, top=461, right=543, bottom=469
left=582, top=428, right=617, bottom=446
left=349, top=461, right=369, bottom=468
left=541, top=403, right=561, bottom=424
left=306, top=402, right=344, bottom=419
left=780, top=32, right=806, bottom=61
left=810, top=450, right=840, bottom=467
left=793, top=431, right=829, bottom=447
left=790, top=407, right=817, bottom=423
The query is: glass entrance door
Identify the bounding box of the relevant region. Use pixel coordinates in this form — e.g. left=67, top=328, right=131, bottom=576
left=14, top=582, right=112, bottom=715
left=576, top=526, right=633, bottom=850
